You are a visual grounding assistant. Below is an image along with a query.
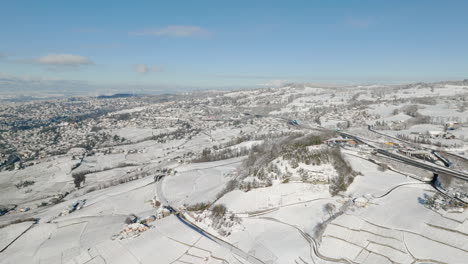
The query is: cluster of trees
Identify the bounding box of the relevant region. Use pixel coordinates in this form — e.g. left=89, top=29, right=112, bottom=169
left=0, top=217, right=39, bottom=229
left=375, top=111, right=431, bottom=131
left=220, top=132, right=358, bottom=195
left=208, top=204, right=238, bottom=237
left=393, top=105, right=422, bottom=118
left=211, top=204, right=227, bottom=217
left=240, top=134, right=304, bottom=177
left=314, top=201, right=351, bottom=241
left=72, top=171, right=87, bottom=188
left=85, top=170, right=152, bottom=194
left=327, top=148, right=360, bottom=195
left=423, top=193, right=466, bottom=210
left=405, top=115, right=431, bottom=127
left=192, top=131, right=306, bottom=163
left=192, top=146, right=251, bottom=163
left=216, top=135, right=252, bottom=149
left=14, top=180, right=35, bottom=189
left=430, top=115, right=467, bottom=125
left=185, top=202, right=210, bottom=211
left=397, top=134, right=463, bottom=148
left=148, top=128, right=199, bottom=144
left=216, top=179, right=239, bottom=199
left=397, top=134, right=433, bottom=145
left=410, top=97, right=437, bottom=105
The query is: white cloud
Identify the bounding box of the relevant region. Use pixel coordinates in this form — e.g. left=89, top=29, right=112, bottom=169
left=260, top=80, right=288, bottom=87
left=131, top=25, right=210, bottom=37
left=134, top=64, right=163, bottom=74
left=135, top=64, right=150, bottom=74
left=35, top=54, right=93, bottom=66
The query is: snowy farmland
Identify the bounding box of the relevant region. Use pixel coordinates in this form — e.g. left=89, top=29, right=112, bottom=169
left=1, top=80, right=468, bottom=263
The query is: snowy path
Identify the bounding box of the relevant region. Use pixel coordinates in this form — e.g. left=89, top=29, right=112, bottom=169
left=155, top=172, right=265, bottom=264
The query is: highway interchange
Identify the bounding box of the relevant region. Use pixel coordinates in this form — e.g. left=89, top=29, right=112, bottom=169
left=153, top=119, right=468, bottom=264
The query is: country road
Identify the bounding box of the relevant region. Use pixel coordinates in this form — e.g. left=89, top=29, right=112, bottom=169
left=155, top=174, right=266, bottom=264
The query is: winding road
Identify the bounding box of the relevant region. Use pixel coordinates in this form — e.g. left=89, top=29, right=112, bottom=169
left=155, top=175, right=266, bottom=264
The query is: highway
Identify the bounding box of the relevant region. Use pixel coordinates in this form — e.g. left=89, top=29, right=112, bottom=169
left=338, top=131, right=468, bottom=181
left=339, top=131, right=468, bottom=204
left=367, top=126, right=468, bottom=168
left=262, top=115, right=468, bottom=181
left=374, top=149, right=468, bottom=180
left=154, top=118, right=467, bottom=264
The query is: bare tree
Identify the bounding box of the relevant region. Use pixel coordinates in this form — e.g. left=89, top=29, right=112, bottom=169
left=212, top=204, right=227, bottom=218
left=323, top=203, right=336, bottom=217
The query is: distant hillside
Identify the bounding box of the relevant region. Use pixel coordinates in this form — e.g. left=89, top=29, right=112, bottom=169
left=97, top=93, right=136, bottom=99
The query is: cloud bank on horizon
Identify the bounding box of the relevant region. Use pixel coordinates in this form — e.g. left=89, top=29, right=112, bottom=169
left=35, top=54, right=94, bottom=66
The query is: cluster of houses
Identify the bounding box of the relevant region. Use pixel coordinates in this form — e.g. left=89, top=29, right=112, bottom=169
left=115, top=223, right=151, bottom=239
left=446, top=122, right=461, bottom=130
left=59, top=199, right=86, bottom=216
left=112, top=198, right=172, bottom=240
left=408, top=130, right=457, bottom=140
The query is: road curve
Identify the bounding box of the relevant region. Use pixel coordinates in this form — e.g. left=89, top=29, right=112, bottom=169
left=155, top=175, right=266, bottom=264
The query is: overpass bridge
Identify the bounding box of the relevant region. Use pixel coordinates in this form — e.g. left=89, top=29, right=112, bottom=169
left=338, top=132, right=468, bottom=182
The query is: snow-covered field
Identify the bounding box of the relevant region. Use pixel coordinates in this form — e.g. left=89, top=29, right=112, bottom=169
left=163, top=157, right=244, bottom=207
left=1, top=81, right=467, bottom=263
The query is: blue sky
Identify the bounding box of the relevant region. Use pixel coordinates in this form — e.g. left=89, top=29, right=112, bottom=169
left=1, top=0, right=467, bottom=93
